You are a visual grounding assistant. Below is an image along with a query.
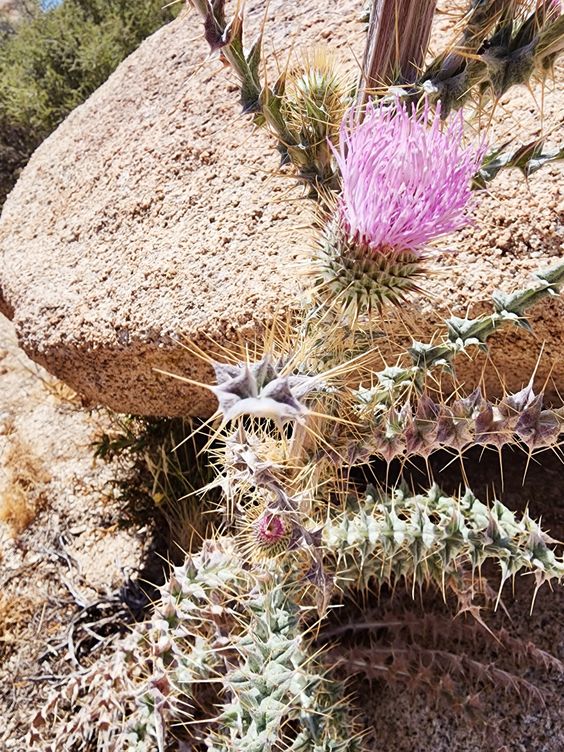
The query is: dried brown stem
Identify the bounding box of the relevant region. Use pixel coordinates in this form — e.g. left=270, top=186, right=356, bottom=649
left=359, top=0, right=437, bottom=103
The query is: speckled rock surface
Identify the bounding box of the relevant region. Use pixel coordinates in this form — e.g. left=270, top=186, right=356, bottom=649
left=0, top=1, right=562, bottom=416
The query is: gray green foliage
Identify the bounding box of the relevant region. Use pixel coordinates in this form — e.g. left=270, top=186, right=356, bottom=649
left=326, top=484, right=564, bottom=591
left=475, top=139, right=564, bottom=186
left=416, top=0, right=564, bottom=113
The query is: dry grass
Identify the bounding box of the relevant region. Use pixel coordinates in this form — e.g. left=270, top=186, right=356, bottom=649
left=0, top=484, right=37, bottom=535
left=24, top=364, right=82, bottom=407
left=94, top=415, right=218, bottom=559
left=0, top=437, right=50, bottom=535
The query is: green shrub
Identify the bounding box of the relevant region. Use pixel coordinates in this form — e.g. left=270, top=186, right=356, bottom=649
left=0, top=0, right=180, bottom=206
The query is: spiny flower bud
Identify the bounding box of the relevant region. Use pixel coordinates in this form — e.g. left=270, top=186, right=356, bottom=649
left=313, top=98, right=485, bottom=317
left=278, top=49, right=351, bottom=188
left=481, top=0, right=562, bottom=95
left=253, top=512, right=292, bottom=557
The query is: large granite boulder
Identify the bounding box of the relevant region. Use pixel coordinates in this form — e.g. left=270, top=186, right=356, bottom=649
left=0, top=1, right=562, bottom=416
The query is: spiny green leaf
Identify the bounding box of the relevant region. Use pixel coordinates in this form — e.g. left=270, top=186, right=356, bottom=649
left=474, top=139, right=564, bottom=187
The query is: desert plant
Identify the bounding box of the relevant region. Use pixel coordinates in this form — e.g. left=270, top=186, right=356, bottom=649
left=188, top=0, right=563, bottom=194
left=359, top=0, right=564, bottom=112
left=31, top=2, right=564, bottom=749
left=118, top=1, right=563, bottom=745
left=94, top=415, right=217, bottom=556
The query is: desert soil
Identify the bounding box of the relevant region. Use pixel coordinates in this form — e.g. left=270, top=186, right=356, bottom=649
left=0, top=314, right=155, bottom=750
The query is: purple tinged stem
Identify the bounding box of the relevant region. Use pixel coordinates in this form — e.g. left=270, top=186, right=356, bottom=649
left=359, top=0, right=437, bottom=103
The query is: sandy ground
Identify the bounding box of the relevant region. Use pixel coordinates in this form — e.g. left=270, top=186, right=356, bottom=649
left=0, top=314, right=153, bottom=750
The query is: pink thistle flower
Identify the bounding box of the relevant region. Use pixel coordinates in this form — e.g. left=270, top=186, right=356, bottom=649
left=253, top=512, right=290, bottom=556
left=333, top=99, right=486, bottom=257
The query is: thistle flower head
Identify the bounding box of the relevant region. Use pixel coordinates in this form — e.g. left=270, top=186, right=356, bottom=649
left=334, top=98, right=485, bottom=256
left=312, top=98, right=486, bottom=317
left=253, top=511, right=292, bottom=557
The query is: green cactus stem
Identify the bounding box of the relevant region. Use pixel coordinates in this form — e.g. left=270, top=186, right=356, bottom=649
left=353, top=261, right=564, bottom=410
left=125, top=540, right=251, bottom=750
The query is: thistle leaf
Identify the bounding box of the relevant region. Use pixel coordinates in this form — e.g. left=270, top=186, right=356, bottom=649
left=474, top=139, right=564, bottom=187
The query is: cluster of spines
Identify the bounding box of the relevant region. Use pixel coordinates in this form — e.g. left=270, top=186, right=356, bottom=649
left=324, top=484, right=564, bottom=594
left=413, top=0, right=564, bottom=114
left=206, top=587, right=360, bottom=752
left=124, top=545, right=360, bottom=751
left=124, top=541, right=250, bottom=750
left=277, top=50, right=352, bottom=190
left=347, top=384, right=562, bottom=463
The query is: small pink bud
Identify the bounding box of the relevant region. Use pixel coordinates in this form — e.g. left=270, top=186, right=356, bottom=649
left=253, top=512, right=291, bottom=556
